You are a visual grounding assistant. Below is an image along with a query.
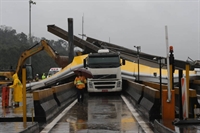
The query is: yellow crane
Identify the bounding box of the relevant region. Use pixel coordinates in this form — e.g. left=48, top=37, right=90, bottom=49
left=0, top=40, right=68, bottom=85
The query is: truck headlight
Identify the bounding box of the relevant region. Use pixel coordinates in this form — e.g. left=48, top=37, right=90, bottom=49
left=117, top=81, right=121, bottom=87
left=88, top=82, right=93, bottom=88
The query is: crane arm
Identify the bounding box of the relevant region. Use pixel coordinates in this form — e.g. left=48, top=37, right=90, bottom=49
left=40, top=40, right=57, bottom=60
left=41, top=40, right=69, bottom=68
left=15, top=40, right=68, bottom=74
left=15, top=42, right=41, bottom=74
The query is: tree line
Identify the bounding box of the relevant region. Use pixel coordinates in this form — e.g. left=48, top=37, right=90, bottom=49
left=0, top=25, right=69, bottom=78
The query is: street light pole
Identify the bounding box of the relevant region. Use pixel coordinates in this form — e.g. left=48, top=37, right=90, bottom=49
left=159, top=57, right=162, bottom=105
left=154, top=57, right=165, bottom=108
left=82, top=14, right=84, bottom=40
left=138, top=51, right=140, bottom=81
left=78, top=14, right=85, bottom=40
left=134, top=46, right=141, bottom=81
left=29, top=0, right=36, bottom=65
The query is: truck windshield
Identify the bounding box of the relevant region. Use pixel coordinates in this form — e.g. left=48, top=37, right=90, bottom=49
left=88, top=56, right=120, bottom=68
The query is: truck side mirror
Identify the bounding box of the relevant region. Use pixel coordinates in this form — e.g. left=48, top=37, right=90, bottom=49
left=84, top=59, right=86, bottom=68
left=122, top=59, right=125, bottom=65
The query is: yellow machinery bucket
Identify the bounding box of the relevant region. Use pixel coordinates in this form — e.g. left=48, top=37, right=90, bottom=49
left=55, top=56, right=69, bottom=68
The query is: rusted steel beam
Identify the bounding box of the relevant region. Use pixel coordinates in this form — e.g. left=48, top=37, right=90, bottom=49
left=47, top=25, right=99, bottom=53
left=86, top=36, right=195, bottom=70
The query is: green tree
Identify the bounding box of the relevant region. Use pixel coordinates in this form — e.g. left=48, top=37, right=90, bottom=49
left=0, top=25, right=69, bottom=77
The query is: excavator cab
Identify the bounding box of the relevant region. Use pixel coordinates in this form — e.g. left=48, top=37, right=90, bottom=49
left=26, top=64, right=33, bottom=81
left=18, top=64, right=33, bottom=82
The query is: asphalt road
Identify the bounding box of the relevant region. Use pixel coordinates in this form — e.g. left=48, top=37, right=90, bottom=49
left=48, top=93, right=147, bottom=133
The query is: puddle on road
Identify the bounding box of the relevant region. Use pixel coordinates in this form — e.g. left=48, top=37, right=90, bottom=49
left=51, top=94, right=144, bottom=133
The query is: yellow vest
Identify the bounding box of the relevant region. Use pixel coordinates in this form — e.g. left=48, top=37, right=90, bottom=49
left=74, top=76, right=86, bottom=89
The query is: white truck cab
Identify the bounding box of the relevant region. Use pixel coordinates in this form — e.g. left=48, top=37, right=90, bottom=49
left=84, top=49, right=125, bottom=93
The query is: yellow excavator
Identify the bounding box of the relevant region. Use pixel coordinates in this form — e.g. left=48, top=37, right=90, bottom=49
left=0, top=40, right=69, bottom=86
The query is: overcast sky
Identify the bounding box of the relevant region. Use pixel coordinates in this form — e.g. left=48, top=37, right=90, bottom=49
left=0, top=0, right=199, bottom=61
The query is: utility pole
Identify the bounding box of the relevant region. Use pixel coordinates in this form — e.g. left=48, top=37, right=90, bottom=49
left=82, top=13, right=84, bottom=40
left=29, top=0, right=36, bottom=65
left=134, top=46, right=141, bottom=81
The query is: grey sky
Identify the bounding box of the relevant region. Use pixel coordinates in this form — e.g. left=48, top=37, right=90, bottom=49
left=0, top=0, right=199, bottom=61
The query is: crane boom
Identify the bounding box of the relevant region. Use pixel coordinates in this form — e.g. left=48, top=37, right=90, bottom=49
left=15, top=40, right=68, bottom=74
left=0, top=40, right=68, bottom=85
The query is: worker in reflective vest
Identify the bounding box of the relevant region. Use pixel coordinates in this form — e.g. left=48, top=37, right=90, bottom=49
left=42, top=73, right=46, bottom=80
left=74, top=71, right=86, bottom=103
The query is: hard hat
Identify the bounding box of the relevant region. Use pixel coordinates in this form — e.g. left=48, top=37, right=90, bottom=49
left=36, top=74, right=39, bottom=76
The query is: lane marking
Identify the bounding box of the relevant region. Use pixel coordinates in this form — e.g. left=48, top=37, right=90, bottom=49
left=121, top=95, right=154, bottom=133
left=40, top=100, right=77, bottom=133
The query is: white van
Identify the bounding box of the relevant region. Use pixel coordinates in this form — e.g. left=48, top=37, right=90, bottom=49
left=47, top=67, right=62, bottom=78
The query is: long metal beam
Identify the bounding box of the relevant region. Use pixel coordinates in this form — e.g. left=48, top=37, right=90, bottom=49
left=86, top=36, right=197, bottom=70
left=47, top=25, right=99, bottom=53
left=47, top=24, right=197, bottom=70
left=47, top=25, right=168, bottom=69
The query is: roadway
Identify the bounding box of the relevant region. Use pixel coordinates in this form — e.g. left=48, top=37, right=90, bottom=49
left=1, top=87, right=200, bottom=132
left=40, top=93, right=153, bottom=133
left=0, top=90, right=153, bottom=132
left=38, top=92, right=200, bottom=133
left=38, top=91, right=200, bottom=133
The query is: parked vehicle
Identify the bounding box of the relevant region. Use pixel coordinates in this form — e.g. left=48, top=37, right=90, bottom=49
left=47, top=67, right=62, bottom=78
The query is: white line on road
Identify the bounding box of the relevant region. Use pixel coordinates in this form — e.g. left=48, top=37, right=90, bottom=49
left=121, top=95, right=154, bottom=133
left=40, top=100, right=77, bottom=133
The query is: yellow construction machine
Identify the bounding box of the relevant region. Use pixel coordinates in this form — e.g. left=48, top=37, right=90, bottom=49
left=0, top=40, right=69, bottom=86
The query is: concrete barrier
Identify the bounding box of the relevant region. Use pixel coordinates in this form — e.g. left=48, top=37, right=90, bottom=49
left=123, top=80, right=144, bottom=105
left=20, top=122, right=39, bottom=133
left=33, top=82, right=78, bottom=122
left=143, top=81, right=200, bottom=119
left=154, top=120, right=175, bottom=133
left=52, top=82, right=77, bottom=111
left=142, top=81, right=168, bottom=90
left=124, top=80, right=160, bottom=121
left=139, top=86, right=160, bottom=121
left=33, top=88, right=59, bottom=122
left=143, top=81, right=200, bottom=118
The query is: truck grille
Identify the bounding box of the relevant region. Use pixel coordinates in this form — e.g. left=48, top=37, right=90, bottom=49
left=94, top=82, right=115, bottom=85
left=93, top=81, right=116, bottom=89
left=95, top=86, right=115, bottom=89
left=93, top=74, right=116, bottom=79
